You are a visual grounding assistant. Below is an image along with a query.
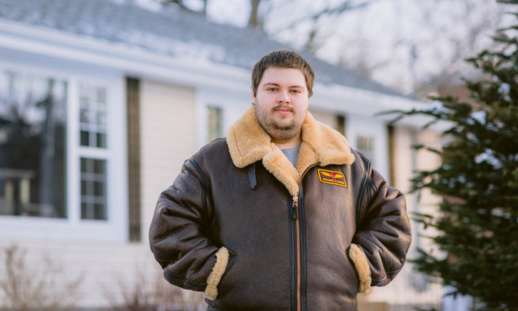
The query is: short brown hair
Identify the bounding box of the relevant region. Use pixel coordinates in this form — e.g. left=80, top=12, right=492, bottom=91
left=252, top=50, right=315, bottom=97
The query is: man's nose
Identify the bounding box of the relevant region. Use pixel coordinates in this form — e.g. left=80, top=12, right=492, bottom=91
left=278, top=90, right=290, bottom=103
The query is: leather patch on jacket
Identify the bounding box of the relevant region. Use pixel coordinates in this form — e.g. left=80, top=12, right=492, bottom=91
left=317, top=168, right=347, bottom=188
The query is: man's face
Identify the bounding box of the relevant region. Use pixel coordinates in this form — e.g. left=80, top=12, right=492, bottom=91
left=253, top=67, right=309, bottom=141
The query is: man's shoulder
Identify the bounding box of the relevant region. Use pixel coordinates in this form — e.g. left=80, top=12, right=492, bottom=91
left=197, top=137, right=228, bottom=155
left=191, top=137, right=231, bottom=167
left=343, top=148, right=372, bottom=183
left=349, top=148, right=369, bottom=169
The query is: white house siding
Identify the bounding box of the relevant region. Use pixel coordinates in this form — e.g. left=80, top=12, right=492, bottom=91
left=139, top=79, right=198, bottom=245
left=363, top=126, right=444, bottom=309
left=310, top=109, right=339, bottom=130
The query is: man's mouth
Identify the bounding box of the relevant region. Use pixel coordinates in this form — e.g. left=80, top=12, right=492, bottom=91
left=273, top=106, right=294, bottom=113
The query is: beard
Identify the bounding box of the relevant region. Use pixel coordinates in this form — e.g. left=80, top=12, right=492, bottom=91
left=255, top=105, right=303, bottom=141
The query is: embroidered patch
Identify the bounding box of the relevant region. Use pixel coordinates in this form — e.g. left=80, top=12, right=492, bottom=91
left=317, top=168, right=347, bottom=188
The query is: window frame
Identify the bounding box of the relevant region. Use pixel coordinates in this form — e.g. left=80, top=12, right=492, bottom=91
left=79, top=83, right=108, bottom=149
left=346, top=113, right=389, bottom=180
left=0, top=62, right=128, bottom=242
left=195, top=87, right=249, bottom=148
left=206, top=104, right=224, bottom=143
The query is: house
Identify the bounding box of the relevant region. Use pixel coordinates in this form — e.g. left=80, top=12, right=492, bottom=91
left=0, top=0, right=443, bottom=309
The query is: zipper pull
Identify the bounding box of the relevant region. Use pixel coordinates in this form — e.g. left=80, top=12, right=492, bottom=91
left=293, top=195, right=298, bottom=208
left=290, top=196, right=298, bottom=221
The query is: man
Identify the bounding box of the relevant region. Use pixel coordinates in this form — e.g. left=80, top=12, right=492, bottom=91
left=149, top=50, right=411, bottom=311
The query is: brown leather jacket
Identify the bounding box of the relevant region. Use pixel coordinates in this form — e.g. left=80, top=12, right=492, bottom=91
left=149, top=108, right=411, bottom=311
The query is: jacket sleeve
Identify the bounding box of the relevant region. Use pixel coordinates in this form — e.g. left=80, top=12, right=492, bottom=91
left=149, top=159, right=229, bottom=300
left=348, top=166, right=412, bottom=293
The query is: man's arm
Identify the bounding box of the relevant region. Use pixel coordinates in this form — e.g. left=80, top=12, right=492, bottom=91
left=348, top=165, right=412, bottom=293
left=149, top=158, right=228, bottom=300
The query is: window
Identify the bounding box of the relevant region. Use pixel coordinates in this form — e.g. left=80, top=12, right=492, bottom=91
left=80, top=158, right=107, bottom=220
left=78, top=82, right=109, bottom=221
left=0, top=71, right=67, bottom=218
left=0, top=63, right=127, bottom=241
left=80, top=84, right=107, bottom=148
left=0, top=70, right=112, bottom=222
left=356, top=135, right=375, bottom=166
left=207, top=105, right=223, bottom=142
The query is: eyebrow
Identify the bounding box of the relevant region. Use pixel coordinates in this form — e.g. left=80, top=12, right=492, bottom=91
left=263, top=83, right=305, bottom=88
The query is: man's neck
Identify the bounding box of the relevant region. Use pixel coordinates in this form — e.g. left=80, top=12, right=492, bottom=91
left=272, top=135, right=301, bottom=149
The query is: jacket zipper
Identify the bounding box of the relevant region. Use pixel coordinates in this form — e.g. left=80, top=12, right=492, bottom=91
left=288, top=198, right=296, bottom=311
left=289, top=165, right=316, bottom=311
left=293, top=197, right=302, bottom=311
left=299, top=187, right=308, bottom=311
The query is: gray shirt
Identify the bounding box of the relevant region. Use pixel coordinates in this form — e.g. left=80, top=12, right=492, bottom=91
left=281, top=145, right=300, bottom=166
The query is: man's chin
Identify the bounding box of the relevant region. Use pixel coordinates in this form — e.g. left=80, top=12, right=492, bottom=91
left=272, top=123, right=300, bottom=136
left=272, top=119, right=295, bottom=129
left=274, top=125, right=295, bottom=133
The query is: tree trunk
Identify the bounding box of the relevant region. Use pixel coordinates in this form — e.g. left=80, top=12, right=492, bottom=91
left=248, top=0, right=262, bottom=30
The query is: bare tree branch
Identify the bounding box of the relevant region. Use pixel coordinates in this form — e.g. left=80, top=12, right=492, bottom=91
left=158, top=0, right=207, bottom=16
left=0, top=244, right=83, bottom=310
left=272, top=0, right=374, bottom=32
left=411, top=0, right=503, bottom=94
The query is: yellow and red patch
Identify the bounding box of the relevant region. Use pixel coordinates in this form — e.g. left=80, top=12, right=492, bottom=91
left=317, top=168, right=347, bottom=188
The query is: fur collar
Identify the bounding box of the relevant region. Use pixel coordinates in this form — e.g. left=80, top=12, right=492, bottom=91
left=227, top=107, right=355, bottom=199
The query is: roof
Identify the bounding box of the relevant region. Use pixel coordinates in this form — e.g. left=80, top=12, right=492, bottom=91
left=0, top=0, right=406, bottom=97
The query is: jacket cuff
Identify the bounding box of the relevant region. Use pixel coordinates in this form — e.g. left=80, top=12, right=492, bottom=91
left=348, top=243, right=372, bottom=294
left=204, top=247, right=230, bottom=300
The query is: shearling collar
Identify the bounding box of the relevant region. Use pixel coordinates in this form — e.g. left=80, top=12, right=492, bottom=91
left=227, top=107, right=355, bottom=199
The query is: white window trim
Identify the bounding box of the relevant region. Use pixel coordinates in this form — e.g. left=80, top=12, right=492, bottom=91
left=205, top=105, right=224, bottom=144
left=346, top=113, right=389, bottom=179
left=195, top=87, right=249, bottom=148
left=0, top=61, right=128, bottom=242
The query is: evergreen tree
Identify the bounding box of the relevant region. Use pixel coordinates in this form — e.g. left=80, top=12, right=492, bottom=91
left=388, top=1, right=518, bottom=310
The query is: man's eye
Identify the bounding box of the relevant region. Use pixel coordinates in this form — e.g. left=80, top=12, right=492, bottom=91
left=290, top=89, right=302, bottom=94
left=266, top=87, right=278, bottom=92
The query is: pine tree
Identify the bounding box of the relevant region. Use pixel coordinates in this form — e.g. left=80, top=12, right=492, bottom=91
left=388, top=1, right=518, bottom=310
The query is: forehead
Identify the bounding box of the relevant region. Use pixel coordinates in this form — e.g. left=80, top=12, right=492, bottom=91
left=259, top=67, right=306, bottom=86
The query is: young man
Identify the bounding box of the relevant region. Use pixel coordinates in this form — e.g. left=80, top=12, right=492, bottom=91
left=149, top=50, right=411, bottom=311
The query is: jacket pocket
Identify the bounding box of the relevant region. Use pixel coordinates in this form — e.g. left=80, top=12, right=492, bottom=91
left=347, top=244, right=372, bottom=294
left=204, top=247, right=233, bottom=300
left=205, top=247, right=239, bottom=305
left=216, top=249, right=237, bottom=297
left=335, top=247, right=358, bottom=297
